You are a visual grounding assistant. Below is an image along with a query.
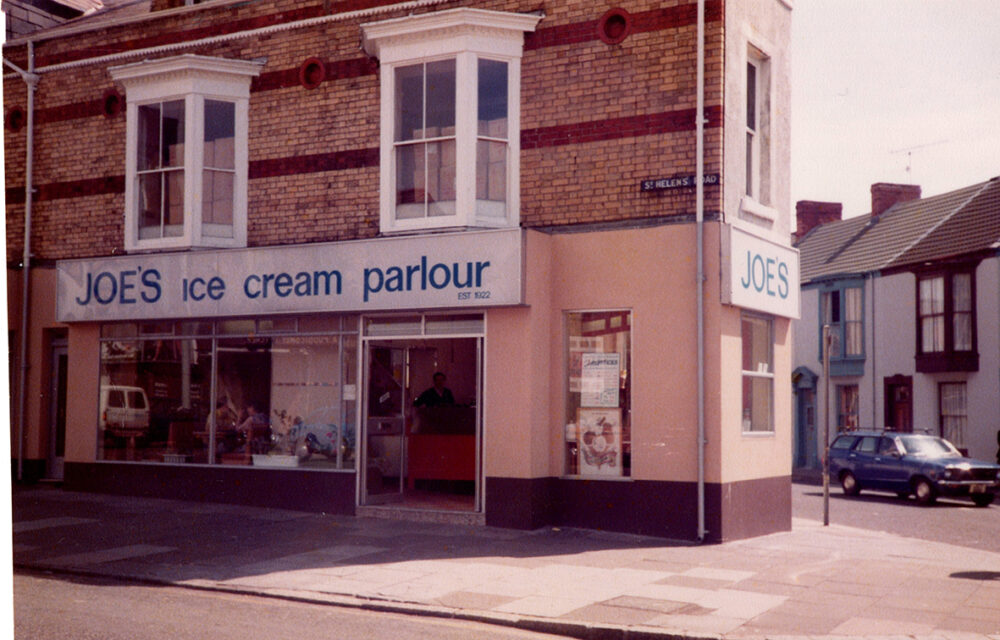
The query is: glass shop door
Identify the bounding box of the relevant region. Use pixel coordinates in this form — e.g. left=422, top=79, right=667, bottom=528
left=362, top=344, right=407, bottom=504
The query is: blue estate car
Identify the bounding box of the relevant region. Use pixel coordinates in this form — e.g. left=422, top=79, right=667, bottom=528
left=829, top=430, right=1000, bottom=507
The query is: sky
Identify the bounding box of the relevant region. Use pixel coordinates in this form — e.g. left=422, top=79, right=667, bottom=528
left=791, top=0, right=1000, bottom=219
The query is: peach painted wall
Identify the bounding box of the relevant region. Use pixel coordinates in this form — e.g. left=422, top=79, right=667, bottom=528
left=65, top=323, right=100, bottom=463
left=484, top=223, right=791, bottom=484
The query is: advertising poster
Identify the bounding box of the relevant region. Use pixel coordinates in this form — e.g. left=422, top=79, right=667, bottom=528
left=568, top=337, right=602, bottom=393
left=577, top=408, right=622, bottom=477
left=580, top=352, right=620, bottom=407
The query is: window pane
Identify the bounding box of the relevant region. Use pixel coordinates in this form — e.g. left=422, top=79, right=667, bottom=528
left=564, top=311, right=631, bottom=477
left=202, top=169, right=234, bottom=227
left=204, top=100, right=235, bottom=169
left=164, top=169, right=185, bottom=236
left=741, top=315, right=771, bottom=373
left=478, top=59, right=508, bottom=137
left=137, top=103, right=161, bottom=171
left=97, top=339, right=213, bottom=465
left=922, top=316, right=944, bottom=352
left=161, top=100, right=185, bottom=168
left=394, top=64, right=423, bottom=142
left=940, top=382, right=967, bottom=448
left=953, top=313, right=972, bottom=351
left=844, top=288, right=861, bottom=321
left=837, top=385, right=859, bottom=431
left=138, top=173, right=162, bottom=238
left=920, top=277, right=944, bottom=315
left=746, top=62, right=756, bottom=131
left=395, top=143, right=423, bottom=216
left=476, top=140, right=506, bottom=202
left=952, top=273, right=971, bottom=311
left=427, top=139, right=456, bottom=217
left=742, top=376, right=771, bottom=432
left=425, top=59, right=455, bottom=133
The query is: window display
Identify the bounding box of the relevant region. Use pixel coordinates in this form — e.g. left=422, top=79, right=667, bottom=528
left=564, top=310, right=631, bottom=477
left=97, top=316, right=358, bottom=469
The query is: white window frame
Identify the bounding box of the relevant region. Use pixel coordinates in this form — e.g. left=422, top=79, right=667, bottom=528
left=739, top=44, right=775, bottom=221
left=741, top=312, right=774, bottom=434
left=362, top=8, right=540, bottom=235
left=110, top=55, right=262, bottom=253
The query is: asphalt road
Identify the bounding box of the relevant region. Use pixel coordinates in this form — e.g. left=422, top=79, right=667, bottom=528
left=14, top=572, right=571, bottom=640
left=792, top=480, right=1000, bottom=553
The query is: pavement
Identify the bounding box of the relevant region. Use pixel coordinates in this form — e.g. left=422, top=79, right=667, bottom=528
left=11, top=484, right=1000, bottom=640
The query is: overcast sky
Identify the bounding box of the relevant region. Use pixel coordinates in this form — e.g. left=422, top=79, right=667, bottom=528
left=791, top=0, right=1000, bottom=220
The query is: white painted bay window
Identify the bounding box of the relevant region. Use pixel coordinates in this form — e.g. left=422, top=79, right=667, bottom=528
left=110, top=55, right=262, bottom=252
left=362, top=9, right=540, bottom=234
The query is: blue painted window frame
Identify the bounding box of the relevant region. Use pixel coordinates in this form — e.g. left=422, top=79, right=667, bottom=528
left=816, top=279, right=865, bottom=377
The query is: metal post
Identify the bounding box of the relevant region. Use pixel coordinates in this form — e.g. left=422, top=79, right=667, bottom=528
left=822, top=324, right=831, bottom=526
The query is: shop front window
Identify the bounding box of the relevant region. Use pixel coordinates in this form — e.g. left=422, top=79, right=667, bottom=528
left=741, top=313, right=774, bottom=433
left=97, top=317, right=358, bottom=469
left=563, top=310, right=631, bottom=478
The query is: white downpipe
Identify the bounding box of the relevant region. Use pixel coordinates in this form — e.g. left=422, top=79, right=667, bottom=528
left=695, top=0, right=706, bottom=542
left=5, top=43, right=39, bottom=481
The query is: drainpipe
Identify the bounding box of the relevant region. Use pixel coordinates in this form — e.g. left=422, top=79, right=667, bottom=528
left=695, top=0, right=706, bottom=542
left=5, top=42, right=39, bottom=482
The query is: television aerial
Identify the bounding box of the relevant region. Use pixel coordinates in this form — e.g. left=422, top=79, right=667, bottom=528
left=889, top=140, right=947, bottom=183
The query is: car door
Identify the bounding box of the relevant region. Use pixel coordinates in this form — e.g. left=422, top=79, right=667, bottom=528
left=867, top=436, right=909, bottom=491
left=847, top=436, right=879, bottom=485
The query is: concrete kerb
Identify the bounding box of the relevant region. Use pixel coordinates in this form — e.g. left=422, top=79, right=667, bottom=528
left=14, top=562, right=720, bottom=640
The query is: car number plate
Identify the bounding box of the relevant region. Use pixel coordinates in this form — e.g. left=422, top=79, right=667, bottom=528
left=970, top=484, right=987, bottom=493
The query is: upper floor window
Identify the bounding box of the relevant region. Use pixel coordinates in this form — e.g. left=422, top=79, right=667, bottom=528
left=362, top=9, right=541, bottom=234
left=818, top=282, right=864, bottom=376
left=110, top=55, right=262, bottom=252
left=745, top=47, right=770, bottom=205
left=916, top=267, right=978, bottom=372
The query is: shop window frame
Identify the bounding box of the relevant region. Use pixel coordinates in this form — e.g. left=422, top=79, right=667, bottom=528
left=741, top=312, right=774, bottom=434
left=562, top=309, right=632, bottom=479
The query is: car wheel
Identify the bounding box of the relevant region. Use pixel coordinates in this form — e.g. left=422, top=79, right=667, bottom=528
left=913, top=478, right=937, bottom=506
left=971, top=493, right=995, bottom=508
left=840, top=471, right=860, bottom=496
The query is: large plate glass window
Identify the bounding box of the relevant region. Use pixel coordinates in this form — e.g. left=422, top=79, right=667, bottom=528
left=563, top=310, right=631, bottom=477
left=96, top=316, right=359, bottom=470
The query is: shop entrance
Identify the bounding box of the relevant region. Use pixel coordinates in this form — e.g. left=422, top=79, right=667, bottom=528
left=361, top=317, right=482, bottom=512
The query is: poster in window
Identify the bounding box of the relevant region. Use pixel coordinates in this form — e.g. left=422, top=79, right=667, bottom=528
left=569, top=337, right=602, bottom=393
left=581, top=352, right=620, bottom=407
left=577, top=408, right=622, bottom=476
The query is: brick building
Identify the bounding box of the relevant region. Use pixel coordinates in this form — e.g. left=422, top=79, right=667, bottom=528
left=5, top=0, right=796, bottom=542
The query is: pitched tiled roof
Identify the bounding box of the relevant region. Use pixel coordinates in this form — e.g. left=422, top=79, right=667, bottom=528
left=890, top=178, right=1000, bottom=269
left=796, top=178, right=999, bottom=283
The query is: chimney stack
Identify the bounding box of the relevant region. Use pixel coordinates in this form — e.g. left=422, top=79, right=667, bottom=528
left=795, top=200, right=842, bottom=241
left=871, top=183, right=921, bottom=218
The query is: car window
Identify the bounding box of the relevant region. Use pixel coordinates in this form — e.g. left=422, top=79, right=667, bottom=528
left=108, top=389, right=125, bottom=408
left=128, top=390, right=147, bottom=409
left=856, top=436, right=878, bottom=453
left=898, top=435, right=960, bottom=457
left=878, top=437, right=899, bottom=455
left=831, top=436, right=857, bottom=451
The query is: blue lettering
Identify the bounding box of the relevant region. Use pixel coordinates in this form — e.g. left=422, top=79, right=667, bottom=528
left=778, top=262, right=789, bottom=299
left=429, top=263, right=451, bottom=289
left=207, top=276, right=225, bottom=300
left=119, top=269, right=137, bottom=304
left=740, top=251, right=752, bottom=289
left=272, top=273, right=292, bottom=297
left=766, top=258, right=776, bottom=296
left=93, top=272, right=117, bottom=305
left=141, top=269, right=161, bottom=303
left=385, top=267, right=404, bottom=292
left=244, top=275, right=261, bottom=299
left=752, top=255, right=766, bottom=293
left=75, top=272, right=93, bottom=305
left=364, top=268, right=383, bottom=302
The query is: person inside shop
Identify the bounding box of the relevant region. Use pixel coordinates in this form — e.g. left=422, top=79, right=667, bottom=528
left=414, top=372, right=455, bottom=408
left=237, top=403, right=272, bottom=454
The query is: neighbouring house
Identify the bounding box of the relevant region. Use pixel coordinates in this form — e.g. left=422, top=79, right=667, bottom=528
left=793, top=178, right=1000, bottom=471
left=5, top=0, right=797, bottom=542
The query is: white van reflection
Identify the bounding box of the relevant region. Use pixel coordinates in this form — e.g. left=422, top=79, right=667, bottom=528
left=99, top=385, right=150, bottom=434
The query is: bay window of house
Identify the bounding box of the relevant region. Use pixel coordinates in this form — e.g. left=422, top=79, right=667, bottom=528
left=362, top=9, right=540, bottom=234
left=916, top=268, right=978, bottom=372
left=110, top=55, right=262, bottom=252
left=836, top=384, right=859, bottom=431
left=563, top=311, right=631, bottom=478
left=741, top=313, right=774, bottom=433
left=939, top=382, right=967, bottom=451
left=96, top=316, right=358, bottom=470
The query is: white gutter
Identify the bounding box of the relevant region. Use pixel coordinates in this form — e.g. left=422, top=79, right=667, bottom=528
left=4, top=43, right=39, bottom=481
left=695, top=0, right=706, bottom=542
left=4, top=0, right=450, bottom=76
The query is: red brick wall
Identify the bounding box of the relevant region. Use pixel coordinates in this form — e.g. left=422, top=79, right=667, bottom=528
left=5, top=0, right=725, bottom=263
